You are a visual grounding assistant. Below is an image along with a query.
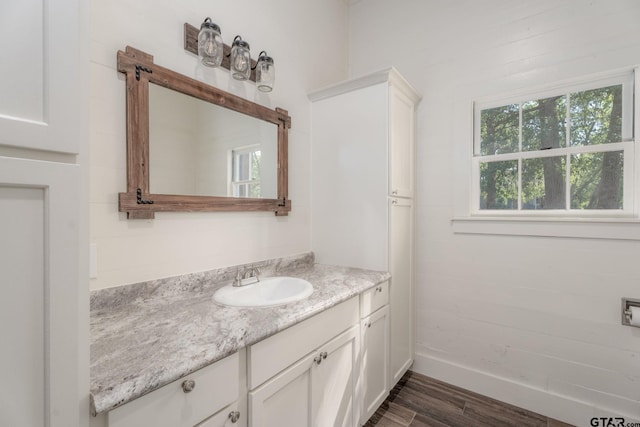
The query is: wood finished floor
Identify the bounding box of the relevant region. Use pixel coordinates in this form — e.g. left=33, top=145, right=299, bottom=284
left=364, top=371, right=575, bottom=427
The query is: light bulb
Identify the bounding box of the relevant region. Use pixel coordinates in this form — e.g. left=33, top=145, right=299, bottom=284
left=198, top=18, right=223, bottom=67
left=203, top=39, right=217, bottom=56
left=230, top=36, right=251, bottom=80
left=234, top=55, right=248, bottom=72
left=256, top=51, right=275, bottom=92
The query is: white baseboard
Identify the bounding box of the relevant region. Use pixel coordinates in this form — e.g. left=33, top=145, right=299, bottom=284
left=412, top=351, right=639, bottom=426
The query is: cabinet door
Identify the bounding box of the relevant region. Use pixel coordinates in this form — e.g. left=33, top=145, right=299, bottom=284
left=312, top=326, right=359, bottom=427
left=361, top=306, right=389, bottom=424
left=0, top=158, right=80, bottom=427
left=389, top=198, right=414, bottom=385
left=388, top=86, right=416, bottom=198
left=249, top=353, right=315, bottom=427
left=0, top=0, right=81, bottom=154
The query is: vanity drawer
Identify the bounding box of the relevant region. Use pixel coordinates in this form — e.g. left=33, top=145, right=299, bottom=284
left=360, top=281, right=389, bottom=318
left=247, top=296, right=359, bottom=389
left=107, top=352, right=239, bottom=427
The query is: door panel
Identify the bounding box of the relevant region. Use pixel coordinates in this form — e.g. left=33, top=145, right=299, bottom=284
left=361, top=306, right=389, bottom=423
left=0, top=186, right=45, bottom=427
left=0, top=157, right=80, bottom=427
left=0, top=0, right=81, bottom=154
left=249, top=353, right=315, bottom=427
left=388, top=87, right=415, bottom=198
left=312, top=326, right=359, bottom=427
left=389, top=198, right=413, bottom=385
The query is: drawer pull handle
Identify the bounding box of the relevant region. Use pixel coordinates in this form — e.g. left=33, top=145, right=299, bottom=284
left=228, top=411, right=241, bottom=423
left=181, top=379, right=196, bottom=393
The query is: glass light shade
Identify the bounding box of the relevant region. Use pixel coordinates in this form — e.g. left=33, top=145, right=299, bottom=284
left=231, top=36, right=251, bottom=81
left=256, top=51, right=275, bottom=92
left=198, top=18, right=223, bottom=67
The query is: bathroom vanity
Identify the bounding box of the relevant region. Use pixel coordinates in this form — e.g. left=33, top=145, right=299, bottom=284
left=90, top=253, right=391, bottom=427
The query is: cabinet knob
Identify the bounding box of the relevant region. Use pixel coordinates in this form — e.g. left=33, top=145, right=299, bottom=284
left=391, top=199, right=398, bottom=205
left=376, top=286, right=383, bottom=293
left=181, top=379, right=196, bottom=393
left=365, top=321, right=371, bottom=328
left=392, top=190, right=398, bottom=195
left=228, top=411, right=241, bottom=423
left=314, top=351, right=328, bottom=365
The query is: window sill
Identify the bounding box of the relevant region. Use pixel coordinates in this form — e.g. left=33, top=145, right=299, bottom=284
left=451, top=216, right=640, bottom=240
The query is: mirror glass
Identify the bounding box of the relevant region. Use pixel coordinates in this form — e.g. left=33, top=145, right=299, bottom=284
left=148, top=83, right=278, bottom=199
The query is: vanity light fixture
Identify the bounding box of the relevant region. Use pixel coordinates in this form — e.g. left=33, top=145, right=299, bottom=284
left=254, top=51, right=275, bottom=92
left=197, top=17, right=224, bottom=67
left=230, top=35, right=252, bottom=81
left=184, top=21, right=276, bottom=91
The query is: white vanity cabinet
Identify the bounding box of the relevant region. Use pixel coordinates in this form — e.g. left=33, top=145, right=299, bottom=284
left=310, top=68, right=421, bottom=388
left=94, top=283, right=393, bottom=427
left=106, top=352, right=244, bottom=427
left=359, top=282, right=390, bottom=425
left=248, top=297, right=360, bottom=427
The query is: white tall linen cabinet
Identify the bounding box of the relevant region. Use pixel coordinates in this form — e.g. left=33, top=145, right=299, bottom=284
left=309, top=68, right=421, bottom=388
left=0, top=0, right=88, bottom=426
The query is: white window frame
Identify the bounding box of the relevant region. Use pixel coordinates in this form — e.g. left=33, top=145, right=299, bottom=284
left=452, top=67, right=640, bottom=240
left=228, top=144, right=261, bottom=198
left=472, top=68, right=636, bottom=217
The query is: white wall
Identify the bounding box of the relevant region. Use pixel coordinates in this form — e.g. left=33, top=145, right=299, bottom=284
left=90, top=0, right=349, bottom=289
left=349, top=0, right=640, bottom=423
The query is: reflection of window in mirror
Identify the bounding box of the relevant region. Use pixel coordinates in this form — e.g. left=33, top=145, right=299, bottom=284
left=230, top=145, right=262, bottom=198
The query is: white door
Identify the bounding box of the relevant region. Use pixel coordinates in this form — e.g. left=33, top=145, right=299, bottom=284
left=360, top=306, right=389, bottom=424
left=0, top=0, right=82, bottom=153
left=0, top=159, right=81, bottom=427
left=311, top=326, right=359, bottom=427
left=389, top=198, right=414, bottom=385
left=0, top=0, right=85, bottom=426
left=388, top=86, right=415, bottom=199
left=249, top=353, right=315, bottom=427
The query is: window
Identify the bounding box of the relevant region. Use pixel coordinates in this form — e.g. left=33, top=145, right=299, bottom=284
left=230, top=145, right=262, bottom=198
left=472, top=70, right=635, bottom=216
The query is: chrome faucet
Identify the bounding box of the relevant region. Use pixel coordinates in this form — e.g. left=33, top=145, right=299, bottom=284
left=233, top=264, right=261, bottom=287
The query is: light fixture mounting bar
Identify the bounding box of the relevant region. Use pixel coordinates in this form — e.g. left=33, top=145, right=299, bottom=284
left=184, top=23, right=258, bottom=82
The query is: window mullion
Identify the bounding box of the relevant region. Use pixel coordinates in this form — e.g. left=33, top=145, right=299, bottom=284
left=518, top=157, right=522, bottom=210
left=565, top=92, right=571, bottom=210
left=565, top=153, right=571, bottom=210
left=518, top=103, right=523, bottom=210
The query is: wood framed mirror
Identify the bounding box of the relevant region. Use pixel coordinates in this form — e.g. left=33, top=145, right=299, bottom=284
left=117, top=46, right=291, bottom=219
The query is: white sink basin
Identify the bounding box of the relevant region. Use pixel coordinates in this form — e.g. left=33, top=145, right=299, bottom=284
left=213, top=276, right=313, bottom=307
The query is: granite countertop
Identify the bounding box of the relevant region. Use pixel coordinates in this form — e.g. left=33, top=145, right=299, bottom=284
left=90, top=253, right=390, bottom=415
